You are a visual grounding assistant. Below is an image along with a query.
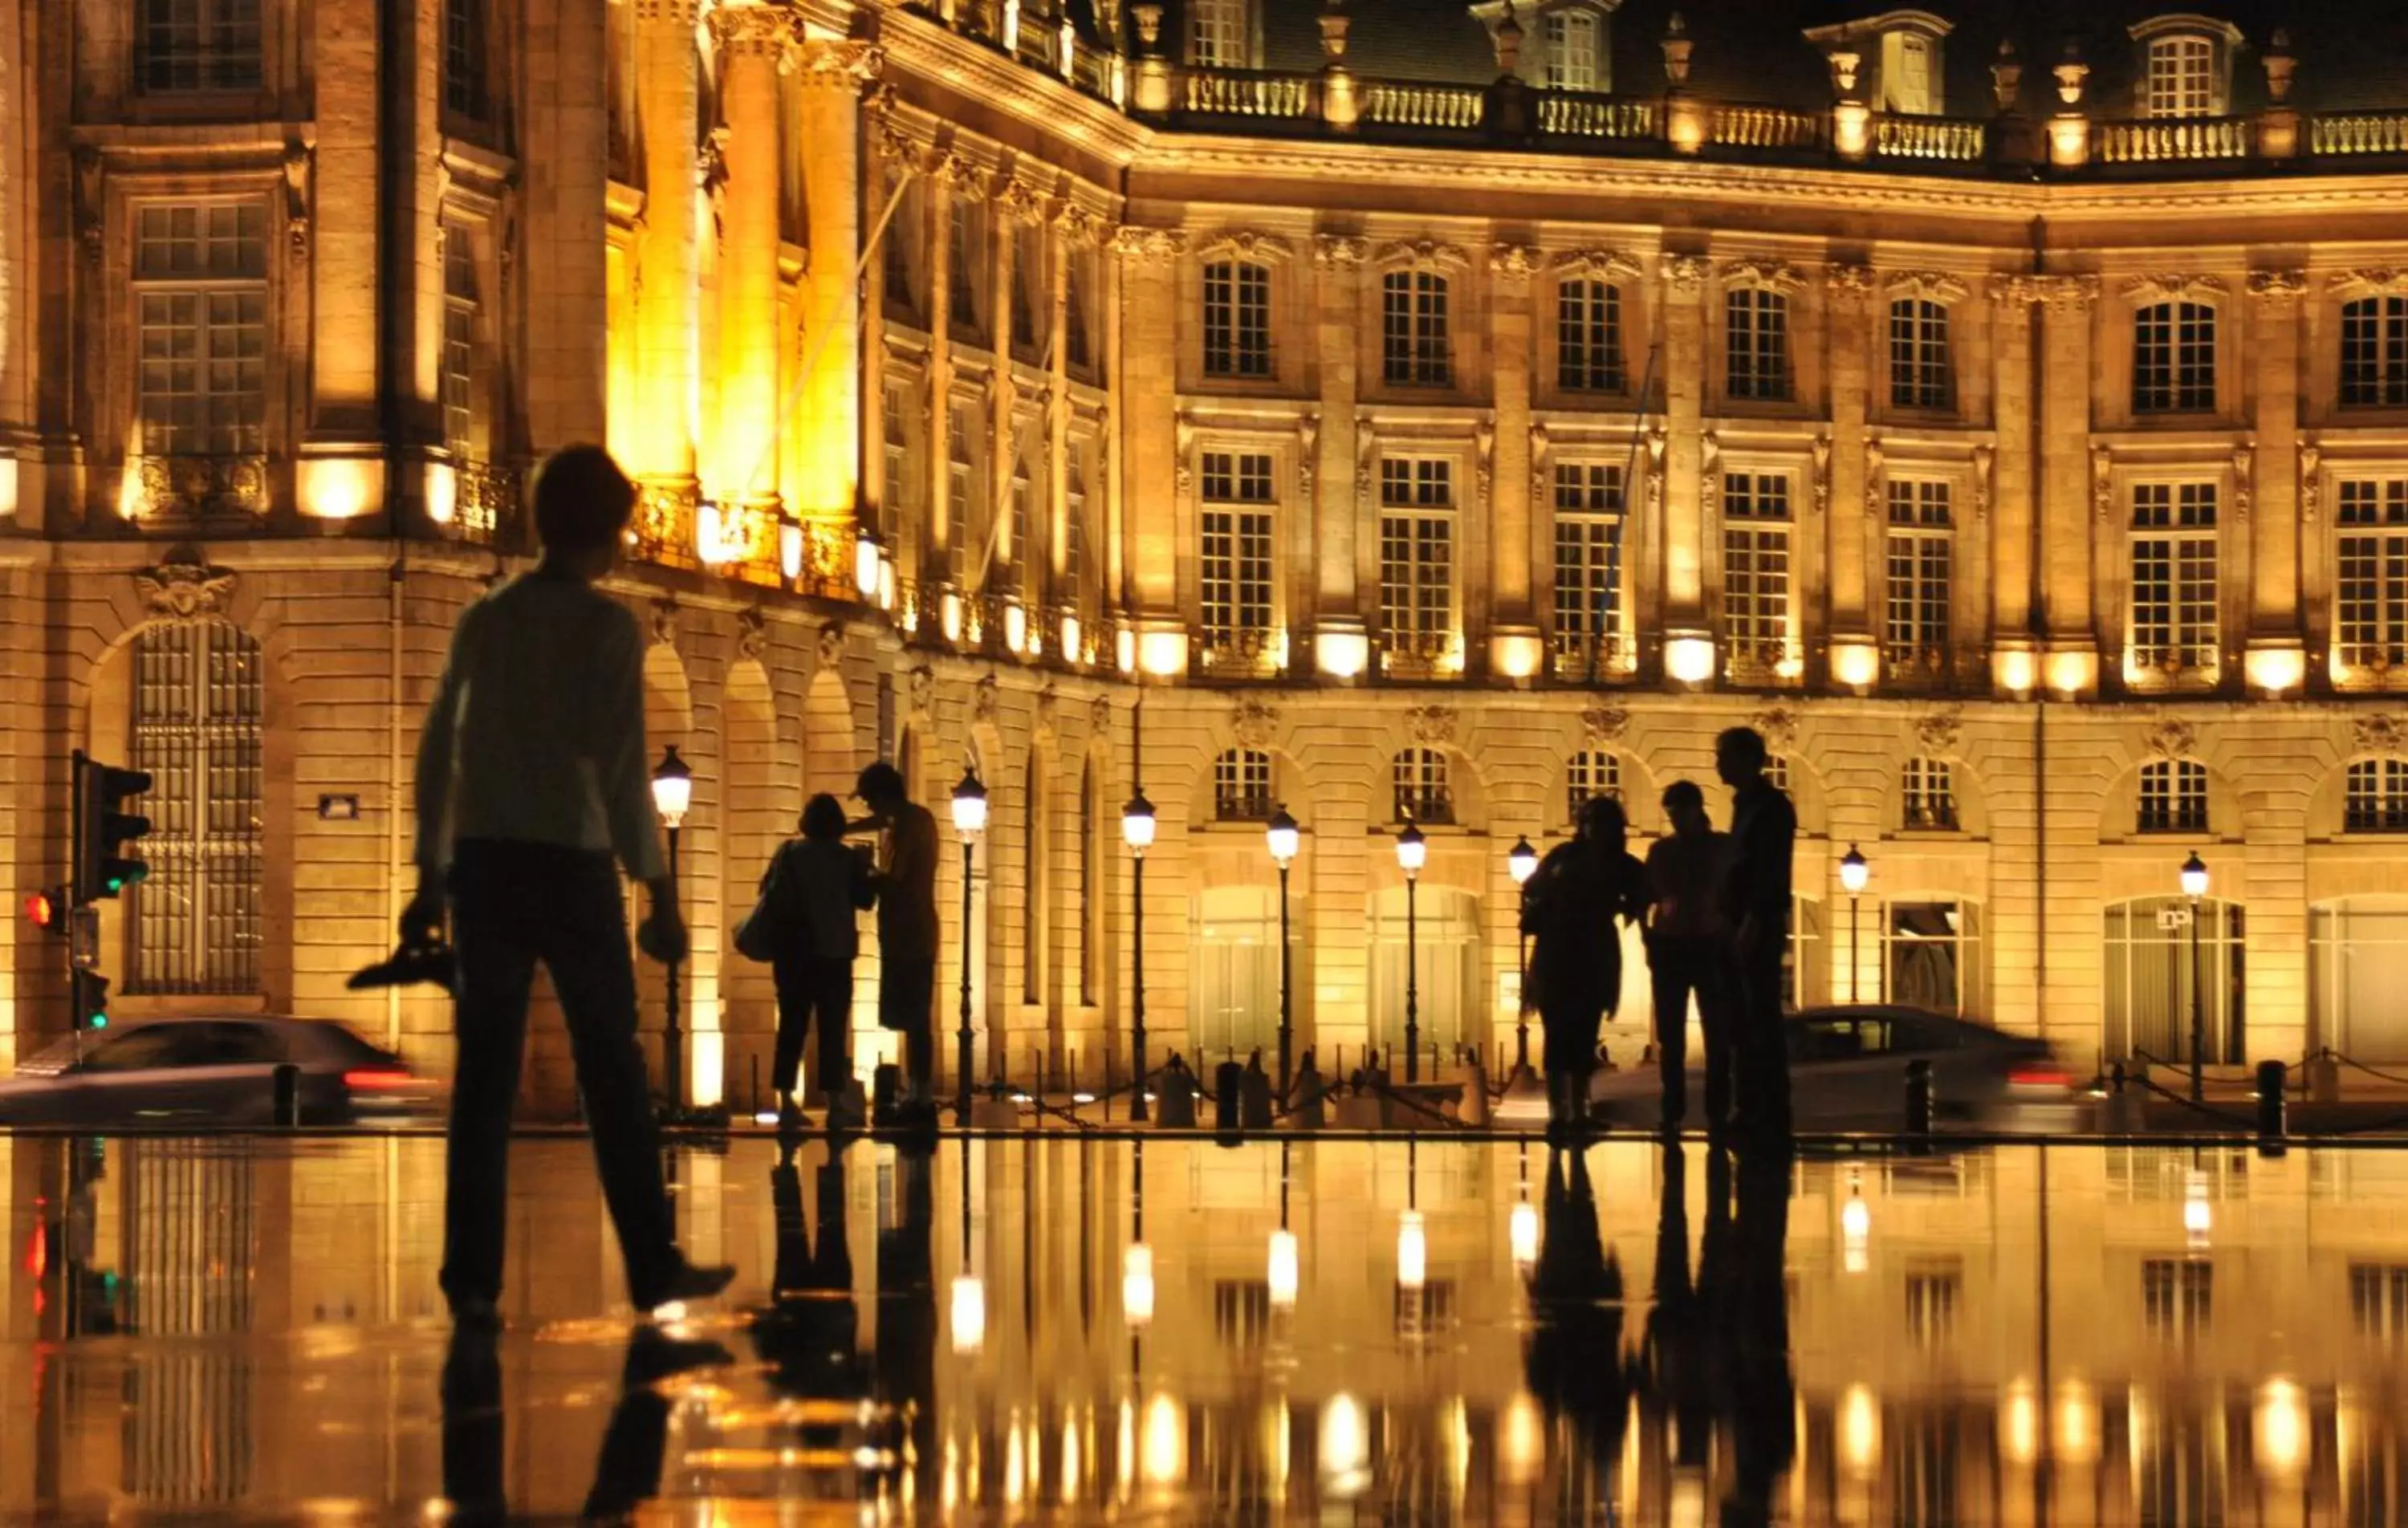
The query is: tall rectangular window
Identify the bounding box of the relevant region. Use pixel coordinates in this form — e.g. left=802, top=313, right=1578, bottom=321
left=441, top=227, right=478, bottom=457
left=1009, top=225, right=1040, bottom=351
left=2133, top=302, right=2217, bottom=412
left=1552, top=461, right=1625, bottom=677
left=1557, top=279, right=1623, bottom=392
left=1382, top=270, right=1451, bottom=387
left=135, top=203, right=269, bottom=461
left=881, top=173, right=917, bottom=316
left=1884, top=478, right=1952, bottom=678
left=1064, top=441, right=1089, bottom=602
left=1543, top=10, right=1599, bottom=90
left=2337, top=478, right=2408, bottom=675
left=128, top=621, right=265, bottom=995
left=1885, top=30, right=1935, bottom=114
left=947, top=200, right=982, bottom=331
left=140, top=0, right=263, bottom=93
left=1065, top=251, right=1093, bottom=372
left=1189, top=0, right=1247, bottom=67
left=2145, top=35, right=2217, bottom=117
left=1214, top=749, right=1275, bottom=822
left=882, top=384, right=913, bottom=543
left=1203, top=262, right=1272, bottom=379
left=1201, top=451, right=1276, bottom=671
left=1725, top=288, right=1790, bottom=401
left=1722, top=472, right=1793, bottom=677
left=2341, top=297, right=2408, bottom=408
left=1379, top=458, right=1455, bottom=671
left=444, top=0, right=487, bottom=119
left=946, top=407, right=976, bottom=583
left=1889, top=299, right=1951, bottom=410
left=2129, top=482, right=2219, bottom=675
left=1009, top=466, right=1033, bottom=579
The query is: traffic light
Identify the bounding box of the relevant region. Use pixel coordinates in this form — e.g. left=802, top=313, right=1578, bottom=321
left=73, top=754, right=153, bottom=903
left=24, top=888, right=63, bottom=935
left=74, top=971, right=111, bottom=1031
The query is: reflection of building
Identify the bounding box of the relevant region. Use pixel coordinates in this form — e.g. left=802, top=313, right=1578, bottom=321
left=18, top=2, right=2408, bottom=1090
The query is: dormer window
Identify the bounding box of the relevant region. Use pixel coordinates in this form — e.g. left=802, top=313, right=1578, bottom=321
left=1802, top=11, right=1950, bottom=117
left=1882, top=30, right=1934, bottom=114
left=1188, top=0, right=1252, bottom=68
left=1480, top=0, right=1615, bottom=93
left=2131, top=15, right=2242, bottom=117
left=1543, top=9, right=1600, bottom=90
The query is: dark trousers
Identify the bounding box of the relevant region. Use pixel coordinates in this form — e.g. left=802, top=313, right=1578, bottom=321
left=772, top=956, right=853, bottom=1098
left=881, top=956, right=937, bottom=1096
left=1732, top=936, right=1793, bottom=1134
left=443, top=839, right=676, bottom=1307
left=1649, top=936, right=1735, bottom=1127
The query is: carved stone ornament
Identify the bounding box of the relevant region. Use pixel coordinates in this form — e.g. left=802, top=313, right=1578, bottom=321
left=1312, top=235, right=1369, bottom=270
left=1528, top=422, right=1550, bottom=507
left=283, top=143, right=311, bottom=263
left=1488, top=244, right=1540, bottom=279
left=1296, top=412, right=1320, bottom=500
left=1719, top=258, right=1806, bottom=293
left=1700, top=432, right=1722, bottom=519
left=1753, top=705, right=1799, bottom=754
left=1824, top=262, right=1876, bottom=300
left=2331, top=269, right=2408, bottom=299
left=817, top=621, right=847, bottom=668
left=1971, top=443, right=1994, bottom=522
left=973, top=672, right=1000, bottom=725
left=2353, top=712, right=2407, bottom=755
left=1355, top=414, right=1377, bottom=503
left=1916, top=705, right=1963, bottom=755
left=1886, top=270, right=1969, bottom=303
left=1089, top=692, right=1112, bottom=738
left=1378, top=239, right=1470, bottom=273
left=1987, top=274, right=2042, bottom=309
left=736, top=606, right=769, bottom=662
left=909, top=664, right=937, bottom=719
left=1811, top=432, right=1832, bottom=518
left=1554, top=249, right=1642, bottom=282
left=1405, top=704, right=1457, bottom=747
left=2247, top=269, right=2308, bottom=302
left=1580, top=705, right=1630, bottom=744
left=1231, top=696, right=1279, bottom=750
left=2232, top=442, right=2255, bottom=522
left=2121, top=274, right=2228, bottom=304
left=2091, top=444, right=2113, bottom=522
left=2300, top=438, right=2323, bottom=522
left=2143, top=714, right=2196, bottom=761
left=1110, top=226, right=1185, bottom=266
left=1474, top=414, right=1495, bottom=507
left=1033, top=685, right=1060, bottom=738
left=2036, top=274, right=2101, bottom=311
left=1662, top=254, right=1711, bottom=293
left=1194, top=229, right=1292, bottom=264
left=707, top=1, right=798, bottom=55
left=795, top=38, right=884, bottom=88
left=75, top=148, right=104, bottom=264
left=1173, top=408, right=1196, bottom=496
left=133, top=545, right=237, bottom=620
left=650, top=598, right=679, bottom=649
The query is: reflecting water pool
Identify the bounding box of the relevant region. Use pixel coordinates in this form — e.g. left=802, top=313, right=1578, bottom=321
left=2, top=1132, right=2406, bottom=1523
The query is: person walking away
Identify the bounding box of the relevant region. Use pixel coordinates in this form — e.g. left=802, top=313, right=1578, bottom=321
left=764, top=794, right=875, bottom=1132
left=1715, top=726, right=1798, bottom=1140
left=1521, top=796, right=1648, bottom=1134
left=1645, top=781, right=1735, bottom=1132
left=403, top=443, right=734, bottom=1330
left=854, top=762, right=939, bottom=1121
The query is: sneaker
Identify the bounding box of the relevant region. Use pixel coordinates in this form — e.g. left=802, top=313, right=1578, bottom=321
left=777, top=1097, right=809, bottom=1134
left=633, top=1257, right=737, bottom=1317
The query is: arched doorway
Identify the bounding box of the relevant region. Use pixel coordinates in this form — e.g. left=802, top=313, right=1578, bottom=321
left=1190, top=885, right=1291, bottom=1064
left=2105, top=896, right=2246, bottom=1064
left=2311, top=896, right=2408, bottom=1062
left=1368, top=886, right=1482, bottom=1062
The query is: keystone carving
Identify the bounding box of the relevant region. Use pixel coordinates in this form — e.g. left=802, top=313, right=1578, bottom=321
left=2354, top=713, right=2407, bottom=755
left=1971, top=443, right=1994, bottom=522
left=1661, top=254, right=1711, bottom=292
left=973, top=672, right=1000, bottom=724
left=1089, top=692, right=1113, bottom=738
left=1753, top=705, right=1799, bottom=753
left=133, top=545, right=237, bottom=620
left=1033, top=685, right=1060, bottom=738
left=2247, top=269, right=2308, bottom=301
left=1488, top=244, right=1540, bottom=278
left=1824, top=262, right=1876, bottom=299
left=1405, top=705, right=1457, bottom=746
left=2300, top=440, right=2323, bottom=522
left=1916, top=705, right=1963, bottom=755
left=1312, top=235, right=1369, bottom=270
left=1719, top=258, right=1806, bottom=293
left=1580, top=705, right=1630, bottom=744
left=2143, top=714, right=2196, bottom=761
left=909, top=663, right=936, bottom=719
left=649, top=598, right=679, bottom=649
left=1886, top=270, right=1969, bottom=303
left=2120, top=274, right=2227, bottom=303
left=1377, top=239, right=1470, bottom=272
left=1554, top=249, right=1642, bottom=282
left=817, top=621, right=846, bottom=668
left=2091, top=444, right=2114, bottom=522
left=1231, top=696, right=1279, bottom=749
left=736, top=606, right=769, bottom=662
left=2232, top=442, right=2255, bottom=523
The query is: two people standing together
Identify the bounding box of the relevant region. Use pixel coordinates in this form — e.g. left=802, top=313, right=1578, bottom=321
left=1519, top=725, right=1797, bottom=1139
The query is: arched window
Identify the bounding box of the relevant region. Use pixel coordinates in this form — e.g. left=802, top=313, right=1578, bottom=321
left=1565, top=750, right=1620, bottom=826
left=2347, top=758, right=2408, bottom=832
left=1888, top=298, right=1950, bottom=409
left=2132, top=301, right=2215, bottom=412
left=1202, top=261, right=1272, bottom=379
left=2138, top=758, right=2209, bottom=833
left=1393, top=747, right=1453, bottom=825
left=1214, top=748, right=1275, bottom=822
left=128, top=620, right=265, bottom=994
left=2143, top=33, right=2219, bottom=117
left=1541, top=8, right=1601, bottom=90
left=2341, top=296, right=2408, bottom=408
left=1902, top=757, right=1957, bottom=831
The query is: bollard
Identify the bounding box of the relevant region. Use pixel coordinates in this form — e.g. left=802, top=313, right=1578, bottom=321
left=1214, top=1056, right=1244, bottom=1133
left=273, top=1063, right=302, bottom=1128
left=1157, top=1055, right=1199, bottom=1128
left=2255, top=1059, right=2288, bottom=1149
left=1904, top=1059, right=1934, bottom=1139
left=1293, top=1054, right=1326, bottom=1129
left=872, top=1063, right=901, bottom=1126
left=1459, top=1051, right=1492, bottom=1128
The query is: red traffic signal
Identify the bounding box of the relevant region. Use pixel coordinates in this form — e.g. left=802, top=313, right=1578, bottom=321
left=24, top=891, right=56, bottom=929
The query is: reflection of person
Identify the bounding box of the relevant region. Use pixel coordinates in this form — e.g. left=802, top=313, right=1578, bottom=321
left=855, top=763, right=940, bottom=1118
left=876, top=1140, right=940, bottom=1506
left=753, top=1140, right=868, bottom=1404
left=1641, top=1142, right=1710, bottom=1478
left=1523, top=1147, right=1630, bottom=1486
left=766, top=795, right=876, bottom=1131
left=1522, top=798, right=1648, bottom=1132
left=1704, top=1144, right=1796, bottom=1528
left=404, top=445, right=731, bottom=1327
left=1715, top=727, right=1797, bottom=1140
left=1645, top=782, right=1735, bottom=1132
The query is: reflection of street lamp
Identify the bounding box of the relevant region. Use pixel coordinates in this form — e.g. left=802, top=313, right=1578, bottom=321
left=1507, top=836, right=1539, bottom=1075
left=1124, top=784, right=1157, bottom=1123
left=951, top=1135, right=983, bottom=1355
left=1839, top=843, right=1869, bottom=1004
left=1267, top=806, right=1301, bottom=1099
left=1269, top=1140, right=1300, bottom=1311
left=1509, top=1142, right=1539, bottom=1271
left=1397, top=824, right=1426, bottom=1083
left=650, top=746, right=694, bottom=1109
left=2181, top=851, right=2208, bottom=1102
left=951, top=770, right=988, bottom=1122
left=1841, top=1167, right=1870, bottom=1275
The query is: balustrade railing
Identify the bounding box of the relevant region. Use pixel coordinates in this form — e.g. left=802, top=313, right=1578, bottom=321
left=2097, top=116, right=2251, bottom=163
left=1537, top=92, right=1658, bottom=140
left=1182, top=68, right=1312, bottom=119
left=449, top=461, right=521, bottom=547
left=1197, top=625, right=1284, bottom=679
left=1360, top=79, right=1484, bottom=131
left=2313, top=111, right=2408, bottom=156
left=126, top=454, right=270, bottom=522
left=1723, top=639, right=1804, bottom=687
left=1549, top=632, right=1637, bottom=683
left=1378, top=628, right=1460, bottom=679
left=1873, top=114, right=1987, bottom=161
left=1711, top=104, right=1823, bottom=150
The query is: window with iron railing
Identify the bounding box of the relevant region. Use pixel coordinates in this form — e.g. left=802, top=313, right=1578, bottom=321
left=1889, top=299, right=1952, bottom=410
left=1565, top=750, right=1620, bottom=827
left=1557, top=278, right=1624, bottom=392
left=1902, top=757, right=1957, bottom=831
left=1725, top=289, right=1791, bottom=402
left=2133, top=301, right=2216, bottom=413
left=140, top=0, right=264, bottom=93
left=2347, top=759, right=2408, bottom=833
left=1393, top=747, right=1454, bottom=825
left=2138, top=758, right=2210, bottom=834
left=1379, top=458, right=1455, bottom=670
left=2341, top=297, right=2408, bottom=408
left=1200, top=452, right=1276, bottom=671
left=1382, top=270, right=1451, bottom=387
left=1885, top=478, right=1952, bottom=679
left=1722, top=473, right=1794, bottom=678
left=1203, top=262, right=1272, bottom=379
left=1552, top=461, right=1625, bottom=677
left=2129, top=482, right=2219, bottom=676
left=2337, top=478, right=2408, bottom=677
left=128, top=620, right=264, bottom=996
left=1214, top=749, right=1275, bottom=823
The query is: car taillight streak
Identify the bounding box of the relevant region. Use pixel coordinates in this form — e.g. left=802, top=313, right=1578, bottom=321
left=2009, top=1063, right=2072, bottom=1089
left=344, top=1068, right=417, bottom=1090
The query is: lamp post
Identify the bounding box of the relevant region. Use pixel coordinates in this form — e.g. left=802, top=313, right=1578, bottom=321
left=1839, top=843, right=1869, bottom=1004
left=650, top=746, right=694, bottom=1111
left=951, top=769, right=988, bottom=1123
left=1397, top=823, right=1426, bottom=1083
left=1507, top=835, right=1539, bottom=1075
left=1123, top=783, right=1157, bottom=1124
left=2182, top=851, right=2209, bottom=1103
left=1267, top=806, right=1301, bottom=1099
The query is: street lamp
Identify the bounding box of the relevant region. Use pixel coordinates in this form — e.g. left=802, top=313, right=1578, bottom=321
left=2182, top=851, right=2209, bottom=1103
left=951, top=769, right=989, bottom=1122
left=1267, top=806, right=1301, bottom=1099
left=1396, top=824, right=1427, bottom=1083
left=1839, top=844, right=1869, bottom=1004
left=1123, top=786, right=1157, bottom=1123
left=1507, top=836, right=1540, bottom=1075
left=650, top=745, right=694, bottom=1110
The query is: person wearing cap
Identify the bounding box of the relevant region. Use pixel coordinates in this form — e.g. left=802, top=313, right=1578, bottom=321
left=852, top=761, right=939, bottom=1118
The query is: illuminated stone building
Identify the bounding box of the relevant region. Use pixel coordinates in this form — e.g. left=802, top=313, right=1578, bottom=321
left=11, top=0, right=2408, bottom=1100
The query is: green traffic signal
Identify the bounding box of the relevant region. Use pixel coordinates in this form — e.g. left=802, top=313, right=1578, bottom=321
left=74, top=755, right=153, bottom=904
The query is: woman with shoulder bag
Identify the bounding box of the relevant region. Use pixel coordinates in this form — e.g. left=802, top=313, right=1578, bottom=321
left=746, top=794, right=875, bottom=1131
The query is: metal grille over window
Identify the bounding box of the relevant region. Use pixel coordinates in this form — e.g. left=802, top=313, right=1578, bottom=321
left=1552, top=461, right=1626, bottom=678
left=2138, top=758, right=2210, bottom=834
left=2341, top=298, right=2408, bottom=408
left=1379, top=459, right=1455, bottom=674
left=1393, top=747, right=1454, bottom=825
left=1889, top=299, right=1951, bottom=410
left=2347, top=758, right=2408, bottom=832
left=128, top=622, right=266, bottom=995
left=140, top=0, right=264, bottom=93
left=1565, top=750, right=1621, bottom=825
left=1725, top=289, right=1791, bottom=401
left=1382, top=270, right=1451, bottom=387
left=1202, top=262, right=1272, bottom=379
left=2337, top=479, right=2408, bottom=678
left=1902, top=757, right=1958, bottom=831
left=2132, top=301, right=2217, bottom=412
left=1557, top=279, right=1622, bottom=392
left=1200, top=451, right=1277, bottom=675
left=2129, top=482, right=2219, bottom=677
left=1885, top=478, right=1952, bottom=679
left=1722, top=472, right=1795, bottom=681
left=1214, top=749, right=1275, bottom=823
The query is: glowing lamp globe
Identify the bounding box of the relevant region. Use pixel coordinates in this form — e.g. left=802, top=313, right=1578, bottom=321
left=1507, top=835, right=1539, bottom=888
left=1122, top=791, right=1157, bottom=854
left=1265, top=806, right=1301, bottom=868
left=1839, top=844, right=1869, bottom=896
left=2180, top=852, right=2208, bottom=901
left=1395, top=823, right=1427, bottom=877
left=951, top=770, right=989, bottom=838
left=649, top=746, right=694, bottom=830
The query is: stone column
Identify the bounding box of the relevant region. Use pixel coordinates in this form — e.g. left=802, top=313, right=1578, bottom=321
left=924, top=155, right=962, bottom=590
left=1823, top=264, right=1874, bottom=640
left=1046, top=210, right=1073, bottom=598
left=792, top=39, right=881, bottom=534
left=1311, top=236, right=1366, bottom=663
left=1987, top=278, right=2039, bottom=644
left=1660, top=255, right=1710, bottom=628
left=990, top=177, right=1023, bottom=581
left=1487, top=245, right=1539, bottom=678
left=1115, top=226, right=1184, bottom=659
left=633, top=0, right=700, bottom=488
left=2036, top=275, right=2099, bottom=682
left=708, top=2, right=789, bottom=509
left=2247, top=270, right=2307, bottom=674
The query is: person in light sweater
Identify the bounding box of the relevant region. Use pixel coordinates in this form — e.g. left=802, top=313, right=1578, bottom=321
left=404, top=443, right=734, bottom=1329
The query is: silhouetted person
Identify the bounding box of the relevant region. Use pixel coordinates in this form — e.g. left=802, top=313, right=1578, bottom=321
left=764, top=794, right=875, bottom=1130
left=1715, top=726, right=1796, bottom=1140
left=1646, top=781, right=1735, bottom=1131
left=1522, top=797, right=1647, bottom=1132
left=404, top=444, right=731, bottom=1328
left=1641, top=1141, right=1711, bottom=1477
left=856, top=762, right=939, bottom=1119
left=1708, top=1144, right=1796, bottom=1527
left=1523, top=1147, right=1630, bottom=1496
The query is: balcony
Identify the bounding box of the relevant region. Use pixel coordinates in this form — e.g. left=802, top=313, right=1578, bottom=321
left=124, top=455, right=269, bottom=522
left=1197, top=626, right=1285, bottom=681
left=1723, top=639, right=1804, bottom=689
left=1549, top=631, right=1637, bottom=685
left=2097, top=115, right=2253, bottom=164
left=447, top=461, right=521, bottom=548
left=1377, top=629, right=1459, bottom=681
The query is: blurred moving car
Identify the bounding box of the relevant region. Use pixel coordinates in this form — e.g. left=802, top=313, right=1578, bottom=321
left=1586, top=1004, right=2085, bottom=1133
left=0, top=1016, right=441, bottom=1128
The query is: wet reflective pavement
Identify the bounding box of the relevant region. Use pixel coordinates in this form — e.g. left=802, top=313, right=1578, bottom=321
left=3, top=1132, right=2406, bottom=1523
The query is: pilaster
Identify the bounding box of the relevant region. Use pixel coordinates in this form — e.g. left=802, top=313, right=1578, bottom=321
left=1312, top=235, right=1366, bottom=640
left=2036, top=274, right=2099, bottom=651
left=1487, top=246, right=1538, bottom=635
left=2248, top=270, right=2306, bottom=642
left=1115, top=226, right=1182, bottom=618
left=1824, top=263, right=1874, bottom=641
left=633, top=0, right=701, bottom=486
left=792, top=39, right=881, bottom=530
left=708, top=1, right=791, bottom=507
left=1987, top=277, right=2039, bottom=643
left=1661, top=254, right=1710, bottom=627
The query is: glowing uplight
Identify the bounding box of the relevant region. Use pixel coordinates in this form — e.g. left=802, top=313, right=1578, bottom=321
left=1995, top=646, right=2039, bottom=695
left=2001, top=1380, right=2040, bottom=1467
left=2044, top=648, right=2093, bottom=698
left=2256, top=1379, right=2307, bottom=1478
left=1397, top=1209, right=1427, bottom=1291
left=1267, top=1228, right=1299, bottom=1310
left=1140, top=1392, right=1185, bottom=1486
left=950, top=1272, right=986, bottom=1354
left=301, top=457, right=374, bottom=520
left=0, top=454, right=18, bottom=519
left=1320, top=1394, right=1369, bottom=1498
left=425, top=460, right=458, bottom=525
left=1121, top=1242, right=1155, bottom=1328
left=1665, top=634, right=1716, bottom=685
left=2056, top=1380, right=2099, bottom=1465
left=2246, top=644, right=2304, bottom=697
left=1060, top=612, right=1083, bottom=664
left=1137, top=628, right=1186, bottom=677
left=1493, top=630, right=1544, bottom=680
left=1004, top=600, right=1030, bottom=654
left=696, top=502, right=729, bottom=566
left=1830, top=638, right=1879, bottom=691
left=941, top=590, right=964, bottom=643
left=1315, top=628, right=1370, bottom=680
left=1510, top=1199, right=1540, bottom=1270
left=1115, top=625, right=1137, bottom=673
left=1840, top=1384, right=1881, bottom=1478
